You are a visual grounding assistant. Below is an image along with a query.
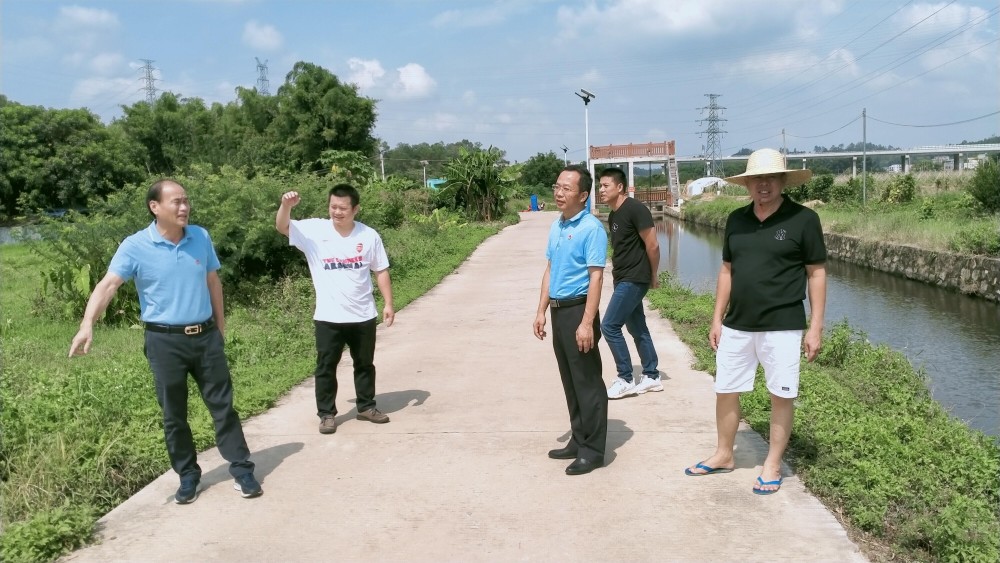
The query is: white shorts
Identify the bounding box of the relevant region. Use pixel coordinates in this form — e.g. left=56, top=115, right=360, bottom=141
left=714, top=326, right=802, bottom=398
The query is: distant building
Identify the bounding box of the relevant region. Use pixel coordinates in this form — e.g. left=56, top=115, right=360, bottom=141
left=886, top=164, right=903, bottom=173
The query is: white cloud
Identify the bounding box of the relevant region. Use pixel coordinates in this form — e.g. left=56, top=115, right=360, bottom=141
left=390, top=63, right=437, bottom=99
left=555, top=0, right=827, bottom=41
left=347, top=58, right=386, bottom=91
left=52, top=5, right=120, bottom=52
left=243, top=20, right=283, bottom=51
left=413, top=112, right=460, bottom=132
left=431, top=2, right=534, bottom=29
left=54, top=6, right=119, bottom=31
left=461, top=90, right=477, bottom=105
left=69, top=76, right=139, bottom=109
left=90, top=52, right=125, bottom=75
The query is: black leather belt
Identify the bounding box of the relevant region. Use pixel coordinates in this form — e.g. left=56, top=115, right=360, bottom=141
left=549, top=295, right=587, bottom=308
left=144, top=318, right=215, bottom=335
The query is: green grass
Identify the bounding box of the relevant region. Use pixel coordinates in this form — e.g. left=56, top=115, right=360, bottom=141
left=683, top=188, right=999, bottom=255
left=647, top=272, right=1000, bottom=563
left=0, top=219, right=506, bottom=562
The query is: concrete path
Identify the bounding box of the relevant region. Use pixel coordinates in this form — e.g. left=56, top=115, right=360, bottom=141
left=64, top=211, right=866, bottom=563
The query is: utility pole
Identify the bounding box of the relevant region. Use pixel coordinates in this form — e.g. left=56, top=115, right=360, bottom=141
left=697, top=94, right=727, bottom=178
left=255, top=57, right=270, bottom=95
left=862, top=108, right=867, bottom=206
left=575, top=89, right=596, bottom=211
left=139, top=59, right=158, bottom=105
left=379, top=150, right=386, bottom=181
left=560, top=145, right=569, bottom=166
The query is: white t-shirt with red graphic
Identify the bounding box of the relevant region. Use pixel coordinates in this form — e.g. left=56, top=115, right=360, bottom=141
left=289, top=218, right=390, bottom=323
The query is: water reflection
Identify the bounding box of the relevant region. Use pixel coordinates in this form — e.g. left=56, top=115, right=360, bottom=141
left=656, top=216, right=1000, bottom=437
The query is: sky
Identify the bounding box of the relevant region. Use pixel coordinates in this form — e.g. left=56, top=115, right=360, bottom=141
left=2, top=0, right=998, bottom=163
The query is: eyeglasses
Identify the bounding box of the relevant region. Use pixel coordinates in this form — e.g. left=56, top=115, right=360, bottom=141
left=552, top=184, right=579, bottom=195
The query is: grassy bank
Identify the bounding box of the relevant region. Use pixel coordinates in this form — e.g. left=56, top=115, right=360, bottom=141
left=683, top=175, right=999, bottom=256
left=0, top=219, right=507, bottom=562
left=647, top=273, right=1000, bottom=563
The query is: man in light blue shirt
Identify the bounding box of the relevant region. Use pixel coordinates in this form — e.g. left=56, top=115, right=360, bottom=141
left=533, top=165, right=608, bottom=475
left=69, top=179, right=261, bottom=504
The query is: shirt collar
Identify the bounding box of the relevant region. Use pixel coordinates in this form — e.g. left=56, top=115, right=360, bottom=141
left=742, top=196, right=791, bottom=221
left=559, top=207, right=589, bottom=226
left=146, top=221, right=189, bottom=245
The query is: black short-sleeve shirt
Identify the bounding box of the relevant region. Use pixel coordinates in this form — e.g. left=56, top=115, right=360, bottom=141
left=722, top=197, right=826, bottom=331
left=607, top=196, right=655, bottom=284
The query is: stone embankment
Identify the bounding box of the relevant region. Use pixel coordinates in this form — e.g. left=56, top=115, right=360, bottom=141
left=666, top=207, right=1000, bottom=302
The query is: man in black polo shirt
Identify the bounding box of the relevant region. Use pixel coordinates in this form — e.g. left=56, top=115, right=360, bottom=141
left=684, top=148, right=826, bottom=496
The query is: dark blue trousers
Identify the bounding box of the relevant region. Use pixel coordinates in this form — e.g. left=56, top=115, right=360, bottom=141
left=144, top=327, right=254, bottom=480
left=551, top=304, right=608, bottom=460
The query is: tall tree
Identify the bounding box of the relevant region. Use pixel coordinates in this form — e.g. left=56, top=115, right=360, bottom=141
left=271, top=62, right=378, bottom=173
left=0, top=100, right=144, bottom=219
left=519, top=151, right=564, bottom=189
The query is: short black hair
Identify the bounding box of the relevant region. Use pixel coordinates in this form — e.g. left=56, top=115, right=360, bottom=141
left=329, top=183, right=360, bottom=207
left=146, top=178, right=181, bottom=218
left=561, top=165, right=592, bottom=194
left=599, top=167, right=627, bottom=193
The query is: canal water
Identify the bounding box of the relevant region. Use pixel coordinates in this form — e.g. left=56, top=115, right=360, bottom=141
left=656, top=218, right=1000, bottom=437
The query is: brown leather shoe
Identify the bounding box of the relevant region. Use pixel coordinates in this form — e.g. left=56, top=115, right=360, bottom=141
left=319, top=415, right=337, bottom=434
left=356, top=407, right=390, bottom=424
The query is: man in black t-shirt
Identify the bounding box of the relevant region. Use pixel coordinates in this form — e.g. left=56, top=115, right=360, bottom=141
left=598, top=168, right=662, bottom=399
left=684, top=149, right=827, bottom=496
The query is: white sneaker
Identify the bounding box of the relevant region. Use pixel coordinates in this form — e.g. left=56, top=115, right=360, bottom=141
left=634, top=376, right=664, bottom=394
left=607, top=378, right=637, bottom=399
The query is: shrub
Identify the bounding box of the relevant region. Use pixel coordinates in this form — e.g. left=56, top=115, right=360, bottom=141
left=0, top=505, right=96, bottom=563
left=807, top=174, right=834, bottom=202
left=948, top=221, right=1000, bottom=256
left=30, top=168, right=333, bottom=322
left=966, top=157, right=1000, bottom=214
left=829, top=180, right=858, bottom=204
left=882, top=174, right=917, bottom=204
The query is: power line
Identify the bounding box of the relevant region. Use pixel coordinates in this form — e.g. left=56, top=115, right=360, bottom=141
left=786, top=115, right=863, bottom=139
left=869, top=110, right=1000, bottom=128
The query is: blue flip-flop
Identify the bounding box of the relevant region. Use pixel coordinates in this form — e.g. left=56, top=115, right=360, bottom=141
left=752, top=475, right=783, bottom=495
left=684, top=462, right=734, bottom=476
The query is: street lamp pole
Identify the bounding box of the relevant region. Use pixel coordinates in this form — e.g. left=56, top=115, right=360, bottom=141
left=420, top=160, right=429, bottom=188
left=560, top=145, right=569, bottom=166
left=575, top=89, right=596, bottom=211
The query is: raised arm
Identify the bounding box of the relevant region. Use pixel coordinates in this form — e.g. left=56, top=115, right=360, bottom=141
left=276, top=191, right=300, bottom=236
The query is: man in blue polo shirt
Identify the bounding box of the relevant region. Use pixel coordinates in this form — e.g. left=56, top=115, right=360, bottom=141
left=69, top=179, right=262, bottom=504
left=533, top=165, right=609, bottom=475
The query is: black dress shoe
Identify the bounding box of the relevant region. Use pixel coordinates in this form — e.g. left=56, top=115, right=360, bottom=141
left=565, top=457, right=603, bottom=475
left=548, top=445, right=578, bottom=460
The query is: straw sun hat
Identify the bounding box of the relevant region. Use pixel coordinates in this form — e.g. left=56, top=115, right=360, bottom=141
left=724, top=148, right=812, bottom=187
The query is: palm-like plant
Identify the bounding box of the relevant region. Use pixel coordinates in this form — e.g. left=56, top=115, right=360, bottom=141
left=436, top=146, right=514, bottom=221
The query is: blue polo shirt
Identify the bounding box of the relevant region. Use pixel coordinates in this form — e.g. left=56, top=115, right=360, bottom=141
left=546, top=209, right=607, bottom=299
left=108, top=222, right=221, bottom=324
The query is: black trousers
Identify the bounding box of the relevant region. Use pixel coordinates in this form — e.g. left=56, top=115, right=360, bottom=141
left=143, top=328, right=253, bottom=480
left=314, top=318, right=378, bottom=417
left=551, top=304, right=608, bottom=460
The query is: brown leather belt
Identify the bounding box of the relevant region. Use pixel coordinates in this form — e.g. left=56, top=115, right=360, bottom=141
left=549, top=295, right=587, bottom=308
left=144, top=318, right=215, bottom=335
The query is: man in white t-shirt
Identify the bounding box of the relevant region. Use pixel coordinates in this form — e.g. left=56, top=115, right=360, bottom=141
left=276, top=183, right=395, bottom=434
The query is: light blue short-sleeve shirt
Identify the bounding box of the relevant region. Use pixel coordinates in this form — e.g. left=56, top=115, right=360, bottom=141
left=545, top=209, right=607, bottom=299
left=108, top=222, right=221, bottom=324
